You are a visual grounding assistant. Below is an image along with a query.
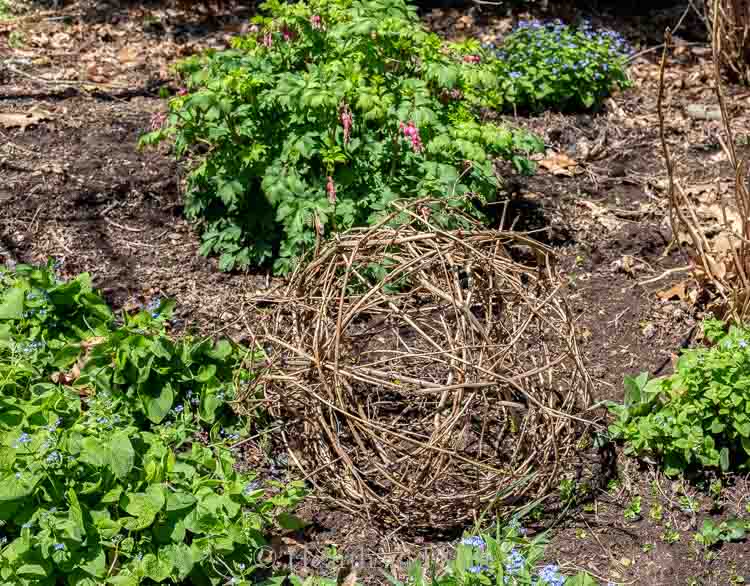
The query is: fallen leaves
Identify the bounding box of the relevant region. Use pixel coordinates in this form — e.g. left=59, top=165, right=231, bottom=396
left=656, top=281, right=688, bottom=301
left=50, top=336, right=107, bottom=388
left=538, top=151, right=580, bottom=176
left=0, top=106, right=52, bottom=130
left=577, top=200, right=622, bottom=231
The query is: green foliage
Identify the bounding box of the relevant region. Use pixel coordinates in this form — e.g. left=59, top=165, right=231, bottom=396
left=623, top=496, right=641, bottom=521
left=140, top=0, right=543, bottom=274
left=0, top=262, right=306, bottom=585
left=695, top=518, right=747, bottom=548
left=609, top=319, right=750, bottom=476
left=385, top=522, right=602, bottom=585
left=483, top=19, right=632, bottom=112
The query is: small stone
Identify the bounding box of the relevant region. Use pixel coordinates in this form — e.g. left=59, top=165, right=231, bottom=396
left=643, top=323, right=657, bottom=339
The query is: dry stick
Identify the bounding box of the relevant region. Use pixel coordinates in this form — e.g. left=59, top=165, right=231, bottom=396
left=657, top=30, right=721, bottom=292
left=710, top=0, right=750, bottom=317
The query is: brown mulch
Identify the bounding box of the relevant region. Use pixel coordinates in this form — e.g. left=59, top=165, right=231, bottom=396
left=3, top=1, right=750, bottom=584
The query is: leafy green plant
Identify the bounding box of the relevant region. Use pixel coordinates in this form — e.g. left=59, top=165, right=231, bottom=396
left=0, top=0, right=11, bottom=19
left=482, top=19, right=632, bottom=112
left=649, top=503, right=663, bottom=522
left=609, top=319, right=750, bottom=476
left=0, top=262, right=306, bottom=585
left=385, top=522, right=602, bottom=585
left=623, top=496, right=641, bottom=521
left=0, top=263, right=252, bottom=425
left=661, top=525, right=680, bottom=544
left=140, top=0, right=543, bottom=274
left=695, top=518, right=747, bottom=548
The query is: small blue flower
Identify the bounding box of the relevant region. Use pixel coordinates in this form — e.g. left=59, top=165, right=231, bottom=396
left=467, top=565, right=490, bottom=574
left=505, top=548, right=525, bottom=574
left=173, top=404, right=184, bottom=414
left=146, top=297, right=162, bottom=318
left=538, top=564, right=565, bottom=586
left=14, top=433, right=31, bottom=447
left=53, top=543, right=65, bottom=551
left=96, top=417, right=109, bottom=425
left=739, top=339, right=748, bottom=348
left=509, top=71, right=522, bottom=79
left=46, top=451, right=61, bottom=464
left=461, top=536, right=486, bottom=549
left=238, top=563, right=246, bottom=570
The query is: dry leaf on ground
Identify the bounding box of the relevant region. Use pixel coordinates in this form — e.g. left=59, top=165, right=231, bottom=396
left=539, top=151, right=580, bottom=176
left=656, top=281, right=688, bottom=301
left=0, top=108, right=52, bottom=130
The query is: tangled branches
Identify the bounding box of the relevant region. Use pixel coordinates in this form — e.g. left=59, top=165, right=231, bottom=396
left=253, top=203, right=596, bottom=530
left=659, top=6, right=750, bottom=320
left=704, top=0, right=750, bottom=84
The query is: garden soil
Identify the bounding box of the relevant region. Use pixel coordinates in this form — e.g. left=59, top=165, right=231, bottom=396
left=2, top=1, right=750, bottom=584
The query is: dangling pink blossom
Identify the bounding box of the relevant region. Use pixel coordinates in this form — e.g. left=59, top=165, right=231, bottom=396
left=149, top=111, right=167, bottom=131
left=399, top=121, right=423, bottom=153
left=462, top=54, right=481, bottom=64
left=340, top=104, right=353, bottom=145
left=262, top=32, right=273, bottom=48
left=326, top=176, right=337, bottom=204
left=310, top=14, right=323, bottom=30
left=281, top=26, right=296, bottom=42
left=177, top=87, right=188, bottom=96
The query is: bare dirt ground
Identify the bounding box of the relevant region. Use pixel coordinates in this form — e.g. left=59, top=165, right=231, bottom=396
left=2, top=1, right=750, bottom=584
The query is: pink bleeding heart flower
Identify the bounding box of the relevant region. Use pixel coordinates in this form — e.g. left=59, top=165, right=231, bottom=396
left=310, top=14, right=323, bottom=30
left=262, top=32, right=273, bottom=48
left=462, top=54, right=481, bottom=64
left=399, top=121, right=423, bottom=153
left=326, top=176, right=337, bottom=204
left=281, top=26, right=295, bottom=42
left=340, top=104, right=353, bottom=145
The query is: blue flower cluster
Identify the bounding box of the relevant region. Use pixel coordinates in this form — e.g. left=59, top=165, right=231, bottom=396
left=186, top=388, right=200, bottom=406
left=482, top=17, right=632, bottom=112
left=461, top=532, right=566, bottom=586
left=146, top=297, right=161, bottom=319
left=13, top=432, right=32, bottom=448
left=18, top=340, right=44, bottom=354
left=505, top=548, right=525, bottom=574
left=461, top=535, right=486, bottom=549
left=536, top=564, right=565, bottom=586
